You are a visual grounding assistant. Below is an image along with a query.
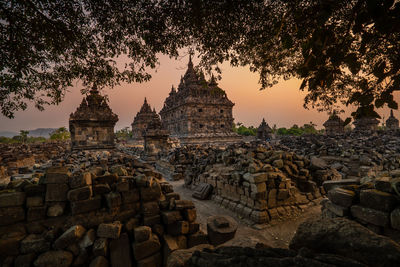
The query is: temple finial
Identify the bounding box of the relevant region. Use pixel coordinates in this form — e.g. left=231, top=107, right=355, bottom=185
left=188, top=53, right=193, bottom=69
left=391, top=109, right=394, bottom=117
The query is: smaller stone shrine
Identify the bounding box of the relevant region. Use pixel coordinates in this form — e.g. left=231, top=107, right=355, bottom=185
left=143, top=113, right=170, bottom=161
left=386, top=110, right=399, bottom=130
left=69, top=86, right=118, bottom=150
left=353, top=116, right=379, bottom=132
left=257, top=118, right=272, bottom=140
left=131, top=98, right=160, bottom=141
left=323, top=112, right=345, bottom=135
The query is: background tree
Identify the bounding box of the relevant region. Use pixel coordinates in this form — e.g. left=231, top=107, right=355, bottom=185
left=19, top=130, right=29, bottom=143
left=115, top=127, right=132, bottom=141
left=49, top=127, right=70, bottom=140
left=2, top=0, right=399, bottom=119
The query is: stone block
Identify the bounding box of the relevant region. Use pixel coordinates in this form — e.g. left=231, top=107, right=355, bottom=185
left=20, top=234, right=51, bottom=254
left=121, top=189, right=140, bottom=203
left=137, top=252, right=162, bottom=267
left=163, top=235, right=187, bottom=265
left=167, top=221, right=189, bottom=236
left=79, top=229, right=96, bottom=249
left=192, top=183, right=213, bottom=200
left=132, top=234, right=161, bottom=261
left=34, top=250, right=73, bottom=267
left=93, top=184, right=111, bottom=195
left=69, top=172, right=92, bottom=189
left=43, top=167, right=70, bottom=184
left=187, top=230, right=208, bottom=248
left=328, top=187, right=356, bottom=208
left=47, top=202, right=65, bottom=217
left=161, top=211, right=182, bottom=225
left=250, top=210, right=270, bottom=223
left=67, top=186, right=92, bottom=201
left=143, top=215, right=161, bottom=226
left=45, top=183, right=69, bottom=202
left=143, top=201, right=160, bottom=217
left=110, top=233, right=133, bottom=267
left=24, top=184, right=45, bottom=196
left=93, top=238, right=108, bottom=257
left=325, top=200, right=349, bottom=217
left=0, top=231, right=25, bottom=256
left=14, top=253, right=36, bottom=267
left=26, top=196, right=43, bottom=207
left=134, top=226, right=152, bottom=243
left=94, top=174, right=118, bottom=185
left=360, top=189, right=397, bottom=212
left=54, top=225, right=86, bottom=249
left=182, top=208, right=197, bottom=222
left=207, top=215, right=238, bottom=246
left=89, top=256, right=109, bottom=267
left=116, top=180, right=130, bottom=192
left=174, top=200, right=195, bottom=210
left=351, top=205, right=390, bottom=227
left=0, top=191, right=26, bottom=207
left=322, top=179, right=360, bottom=193
left=70, top=196, right=101, bottom=215
left=105, top=192, right=122, bottom=210
left=27, top=206, right=47, bottom=221
left=97, top=221, right=122, bottom=239
left=165, top=192, right=180, bottom=201
left=140, top=183, right=162, bottom=202
left=391, top=208, right=400, bottom=230
left=0, top=206, right=25, bottom=226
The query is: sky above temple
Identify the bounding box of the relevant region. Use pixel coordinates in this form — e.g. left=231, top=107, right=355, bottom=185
left=1, top=54, right=399, bottom=132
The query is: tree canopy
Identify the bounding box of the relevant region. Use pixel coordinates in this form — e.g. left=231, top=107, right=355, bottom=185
left=1, top=0, right=399, bottom=118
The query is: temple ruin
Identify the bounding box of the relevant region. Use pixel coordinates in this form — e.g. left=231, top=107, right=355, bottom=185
left=323, top=113, right=345, bottom=135
left=69, top=86, right=118, bottom=150
left=386, top=110, right=399, bottom=130
left=143, top=111, right=171, bottom=161
left=257, top=118, right=272, bottom=140
left=353, top=116, right=379, bottom=132
left=159, top=56, right=241, bottom=145
left=131, top=98, right=160, bottom=141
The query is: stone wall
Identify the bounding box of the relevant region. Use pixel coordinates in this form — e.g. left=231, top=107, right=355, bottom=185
left=0, top=154, right=207, bottom=266
left=322, top=175, right=400, bottom=243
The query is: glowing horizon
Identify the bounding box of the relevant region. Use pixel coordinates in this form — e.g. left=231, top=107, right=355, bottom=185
left=0, top=54, right=398, bottom=133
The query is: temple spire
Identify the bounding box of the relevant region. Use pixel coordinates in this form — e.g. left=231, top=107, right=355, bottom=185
left=391, top=109, right=394, bottom=117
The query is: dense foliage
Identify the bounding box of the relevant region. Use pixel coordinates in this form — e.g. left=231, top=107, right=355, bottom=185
left=49, top=127, right=70, bottom=140
left=115, top=127, right=133, bottom=140
left=233, top=123, right=257, bottom=136
left=1, top=0, right=399, bottom=119
left=276, top=123, right=324, bottom=136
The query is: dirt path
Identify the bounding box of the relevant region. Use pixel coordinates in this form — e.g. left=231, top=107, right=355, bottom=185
left=169, top=180, right=322, bottom=248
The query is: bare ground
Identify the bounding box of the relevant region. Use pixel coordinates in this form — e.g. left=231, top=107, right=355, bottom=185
left=169, top=180, right=322, bottom=249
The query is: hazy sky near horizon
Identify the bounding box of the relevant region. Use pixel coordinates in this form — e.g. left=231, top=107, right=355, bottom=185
left=1, top=54, right=399, bottom=132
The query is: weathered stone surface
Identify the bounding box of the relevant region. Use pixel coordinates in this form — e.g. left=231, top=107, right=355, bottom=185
left=192, top=183, right=213, bottom=200
left=132, top=234, right=161, bottom=261
left=174, top=200, right=195, bottom=210
left=34, top=250, right=74, bottom=267
left=79, top=229, right=96, bottom=249
left=69, top=172, right=92, bottom=189
left=162, top=211, right=182, bottom=225
left=324, top=200, right=349, bottom=217
left=360, top=189, right=398, bottom=212
left=110, top=233, right=133, bottom=267
left=93, top=184, right=111, bottom=195
left=163, top=235, right=187, bottom=265
left=391, top=208, right=400, bottom=230
left=20, top=234, right=51, bottom=254
left=167, top=221, right=189, bottom=236
left=351, top=205, right=390, bottom=227
left=15, top=253, right=36, bottom=267
left=67, top=186, right=92, bottom=201
left=70, top=196, right=101, bottom=215
left=47, top=202, right=65, bottom=217
left=0, top=191, right=26, bottom=207
left=89, top=256, right=109, bottom=267
left=290, top=217, right=400, bottom=266
left=207, top=215, right=238, bottom=246
left=328, top=187, right=355, bottom=208
left=0, top=231, right=25, bottom=256
left=134, top=226, right=152, bottom=243
left=54, top=225, right=86, bottom=249
left=105, top=192, right=122, bottom=210
left=93, top=238, right=108, bottom=257
left=121, top=189, right=139, bottom=203
left=97, top=221, right=122, bottom=239
left=322, top=179, right=360, bottom=193
left=27, top=206, right=47, bottom=221
left=26, top=196, right=43, bottom=207
left=45, top=183, right=69, bottom=202
left=43, top=167, right=70, bottom=184
left=143, top=201, right=160, bottom=217
left=0, top=206, right=25, bottom=226
left=137, top=252, right=162, bottom=267
left=187, top=230, right=208, bottom=248
left=166, top=244, right=213, bottom=267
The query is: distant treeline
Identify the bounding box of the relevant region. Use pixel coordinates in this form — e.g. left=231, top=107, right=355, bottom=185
left=233, top=122, right=324, bottom=136
left=0, top=127, right=70, bottom=144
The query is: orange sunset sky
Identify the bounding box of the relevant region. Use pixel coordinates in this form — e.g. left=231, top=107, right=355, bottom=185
left=0, top=54, right=398, bottom=132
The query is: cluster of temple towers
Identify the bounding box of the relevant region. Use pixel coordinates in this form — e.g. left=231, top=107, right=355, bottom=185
left=67, top=57, right=400, bottom=150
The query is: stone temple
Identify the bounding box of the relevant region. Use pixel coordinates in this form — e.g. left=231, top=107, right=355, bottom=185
left=323, top=113, right=345, bottom=135
left=159, top=56, right=241, bottom=144
left=69, top=86, right=118, bottom=150
left=131, top=98, right=160, bottom=141
left=386, top=110, right=399, bottom=130
left=353, top=116, right=379, bottom=132
left=257, top=118, right=272, bottom=140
